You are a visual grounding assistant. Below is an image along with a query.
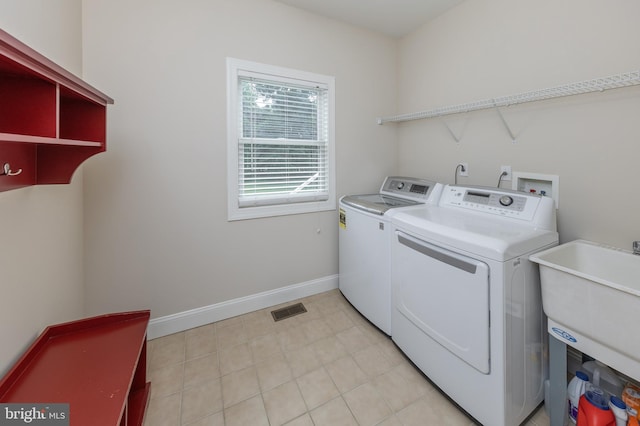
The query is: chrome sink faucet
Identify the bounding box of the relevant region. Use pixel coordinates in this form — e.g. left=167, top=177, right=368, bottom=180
left=634, top=241, right=640, bottom=255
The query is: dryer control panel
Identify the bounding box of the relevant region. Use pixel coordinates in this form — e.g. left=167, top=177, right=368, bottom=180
left=440, top=185, right=541, bottom=221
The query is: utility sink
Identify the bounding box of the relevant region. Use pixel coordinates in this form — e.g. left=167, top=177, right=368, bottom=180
left=530, top=239, right=640, bottom=378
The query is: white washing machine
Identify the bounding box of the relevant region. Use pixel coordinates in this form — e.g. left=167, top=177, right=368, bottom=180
left=391, top=185, right=558, bottom=426
left=338, top=176, right=442, bottom=335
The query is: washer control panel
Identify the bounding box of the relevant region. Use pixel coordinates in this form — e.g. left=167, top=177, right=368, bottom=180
left=441, top=185, right=541, bottom=220
left=380, top=176, right=442, bottom=203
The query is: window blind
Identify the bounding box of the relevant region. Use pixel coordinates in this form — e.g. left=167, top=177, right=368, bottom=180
left=238, top=76, right=329, bottom=207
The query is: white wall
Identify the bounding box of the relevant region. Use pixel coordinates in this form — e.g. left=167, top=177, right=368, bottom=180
left=81, top=0, right=397, bottom=320
left=396, top=0, right=640, bottom=248
left=0, top=0, right=85, bottom=375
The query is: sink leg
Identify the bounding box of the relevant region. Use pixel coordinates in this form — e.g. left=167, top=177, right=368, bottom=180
left=549, top=335, right=567, bottom=426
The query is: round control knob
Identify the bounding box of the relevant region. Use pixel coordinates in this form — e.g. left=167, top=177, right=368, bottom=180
left=396, top=182, right=405, bottom=190
left=499, top=195, right=514, bottom=206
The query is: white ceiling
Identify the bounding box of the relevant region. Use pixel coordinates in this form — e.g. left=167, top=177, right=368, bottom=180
left=275, top=0, right=466, bottom=38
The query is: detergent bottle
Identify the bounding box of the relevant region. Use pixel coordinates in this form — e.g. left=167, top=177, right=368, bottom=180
left=577, top=386, right=615, bottom=426
left=568, top=372, right=590, bottom=423
left=626, top=408, right=639, bottom=426
left=583, top=360, right=624, bottom=400
left=622, top=382, right=640, bottom=426
left=609, top=396, right=628, bottom=426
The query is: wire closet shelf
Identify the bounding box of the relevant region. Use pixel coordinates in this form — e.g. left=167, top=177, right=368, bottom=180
left=377, top=70, right=640, bottom=125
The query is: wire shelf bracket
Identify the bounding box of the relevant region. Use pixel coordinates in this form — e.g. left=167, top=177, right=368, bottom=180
left=377, top=70, right=640, bottom=140
left=493, top=102, right=517, bottom=143
left=440, top=118, right=463, bottom=143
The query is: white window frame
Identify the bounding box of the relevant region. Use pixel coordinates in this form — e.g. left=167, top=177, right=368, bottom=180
left=227, top=58, right=336, bottom=221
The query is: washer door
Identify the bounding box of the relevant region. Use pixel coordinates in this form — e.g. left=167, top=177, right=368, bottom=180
left=395, top=231, right=491, bottom=374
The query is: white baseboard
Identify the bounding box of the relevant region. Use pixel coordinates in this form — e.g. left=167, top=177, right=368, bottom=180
left=147, top=274, right=339, bottom=339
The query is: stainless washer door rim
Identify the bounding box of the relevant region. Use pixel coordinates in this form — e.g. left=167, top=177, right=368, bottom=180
left=341, top=194, right=419, bottom=215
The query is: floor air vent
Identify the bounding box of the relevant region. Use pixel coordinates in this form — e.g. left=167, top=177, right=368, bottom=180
left=271, top=303, right=307, bottom=322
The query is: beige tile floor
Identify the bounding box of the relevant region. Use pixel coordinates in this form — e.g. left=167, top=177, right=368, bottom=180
left=143, top=289, right=551, bottom=426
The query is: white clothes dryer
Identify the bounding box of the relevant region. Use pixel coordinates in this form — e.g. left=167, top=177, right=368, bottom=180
left=391, top=185, right=558, bottom=426
left=338, top=176, right=442, bottom=335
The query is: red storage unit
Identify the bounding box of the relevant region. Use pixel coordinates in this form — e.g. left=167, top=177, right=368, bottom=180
left=0, top=28, right=113, bottom=192
left=0, top=311, right=151, bottom=426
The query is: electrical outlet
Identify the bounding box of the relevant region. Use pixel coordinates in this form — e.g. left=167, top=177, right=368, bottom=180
left=500, top=165, right=512, bottom=181
left=458, top=162, right=469, bottom=177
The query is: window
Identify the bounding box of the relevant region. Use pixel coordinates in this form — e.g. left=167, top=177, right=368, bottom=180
left=227, top=58, right=335, bottom=220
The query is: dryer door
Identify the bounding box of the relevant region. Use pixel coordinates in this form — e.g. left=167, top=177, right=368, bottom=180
left=395, top=231, right=491, bottom=374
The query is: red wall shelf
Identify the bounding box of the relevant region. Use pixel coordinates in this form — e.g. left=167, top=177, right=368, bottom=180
left=0, top=311, right=151, bottom=426
left=0, top=28, right=113, bottom=192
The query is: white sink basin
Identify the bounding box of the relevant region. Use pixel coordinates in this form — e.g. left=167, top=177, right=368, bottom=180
left=530, top=239, right=640, bottom=378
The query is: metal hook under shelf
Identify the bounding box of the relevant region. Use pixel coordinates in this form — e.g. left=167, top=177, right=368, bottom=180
left=2, top=163, right=23, bottom=176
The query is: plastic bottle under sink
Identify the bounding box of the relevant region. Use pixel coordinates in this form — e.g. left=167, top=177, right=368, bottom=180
left=568, top=371, right=590, bottom=423
left=609, top=396, right=628, bottom=426
left=583, top=361, right=624, bottom=399
left=577, top=387, right=616, bottom=426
